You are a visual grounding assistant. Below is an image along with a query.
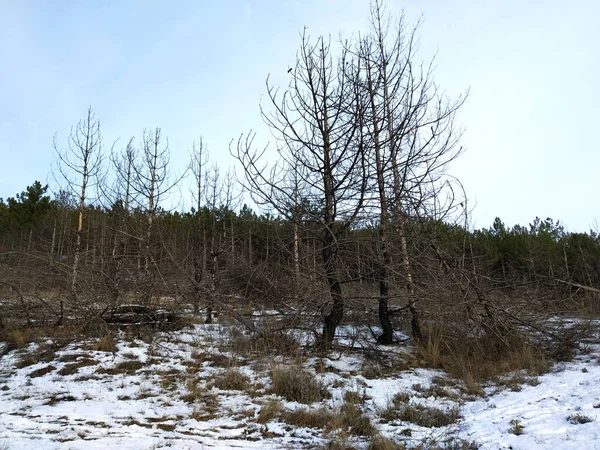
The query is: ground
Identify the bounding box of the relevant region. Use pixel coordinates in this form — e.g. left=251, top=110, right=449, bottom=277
left=0, top=317, right=599, bottom=449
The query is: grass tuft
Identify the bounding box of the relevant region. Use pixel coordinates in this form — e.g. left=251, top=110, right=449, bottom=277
left=212, top=368, right=251, bottom=391
left=270, top=366, right=330, bottom=403
left=380, top=401, right=461, bottom=427
left=257, top=399, right=283, bottom=424
left=90, top=335, right=118, bottom=353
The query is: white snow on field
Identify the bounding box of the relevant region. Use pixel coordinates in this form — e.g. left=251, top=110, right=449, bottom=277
left=0, top=322, right=598, bottom=449
left=460, top=350, right=600, bottom=449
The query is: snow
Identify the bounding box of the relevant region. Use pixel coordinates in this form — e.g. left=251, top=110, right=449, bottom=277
left=461, top=352, right=600, bottom=449
left=0, top=322, right=599, bottom=449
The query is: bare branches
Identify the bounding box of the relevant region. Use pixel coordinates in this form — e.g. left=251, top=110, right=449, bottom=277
left=52, top=107, right=105, bottom=290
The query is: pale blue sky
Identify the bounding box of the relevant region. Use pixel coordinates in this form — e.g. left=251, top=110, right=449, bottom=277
left=1, top=0, right=598, bottom=231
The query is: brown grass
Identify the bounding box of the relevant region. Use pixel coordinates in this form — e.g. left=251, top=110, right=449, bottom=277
left=212, top=368, right=251, bottom=391
left=415, top=322, right=552, bottom=386
left=257, top=399, right=284, bottom=424
left=3, top=329, right=30, bottom=349
left=28, top=365, right=56, bottom=378
left=224, top=327, right=300, bottom=357
left=89, top=334, right=118, bottom=353
left=335, top=402, right=376, bottom=437
left=380, top=400, right=461, bottom=427
left=281, top=407, right=333, bottom=429
left=280, top=402, right=375, bottom=437
left=57, top=358, right=97, bottom=376
left=97, top=360, right=145, bottom=375
left=366, top=435, right=405, bottom=450
left=270, top=366, right=330, bottom=403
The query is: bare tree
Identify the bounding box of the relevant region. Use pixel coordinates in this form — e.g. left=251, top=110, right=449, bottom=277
left=233, top=30, right=367, bottom=349
left=52, top=107, right=104, bottom=291
left=106, top=138, right=137, bottom=305
left=130, top=128, right=180, bottom=303
left=189, top=138, right=208, bottom=316
left=355, top=0, right=467, bottom=341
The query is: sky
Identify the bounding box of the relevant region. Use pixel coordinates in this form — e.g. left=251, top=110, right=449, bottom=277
left=0, top=0, right=598, bottom=232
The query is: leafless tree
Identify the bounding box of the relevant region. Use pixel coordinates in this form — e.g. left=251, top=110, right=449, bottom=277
left=189, top=138, right=208, bottom=315
left=130, top=128, right=181, bottom=303
left=233, top=29, right=367, bottom=349
left=354, top=0, right=467, bottom=341
left=52, top=107, right=104, bottom=291
left=105, top=138, right=137, bottom=305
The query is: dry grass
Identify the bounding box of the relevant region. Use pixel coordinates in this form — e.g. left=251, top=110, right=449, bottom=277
left=190, top=348, right=233, bottom=368
left=281, top=402, right=375, bottom=437
left=15, top=346, right=56, bottom=368
left=3, top=328, right=31, bottom=349
left=270, top=366, right=330, bottom=403
left=89, top=334, right=118, bottom=353
left=335, top=402, right=376, bottom=437
left=212, top=368, right=251, bottom=391
left=181, top=378, right=220, bottom=419
left=281, top=407, right=333, bottom=429
left=567, top=413, right=594, bottom=425
left=97, top=360, right=145, bottom=375
left=412, top=383, right=460, bottom=400
left=57, top=358, right=97, bottom=376
left=28, top=364, right=56, bottom=378
left=361, top=355, right=410, bottom=380
left=366, top=435, right=405, bottom=450
left=257, top=399, right=284, bottom=424
left=380, top=400, right=461, bottom=428
left=224, top=327, right=300, bottom=357
left=415, top=322, right=552, bottom=386
left=343, top=389, right=365, bottom=405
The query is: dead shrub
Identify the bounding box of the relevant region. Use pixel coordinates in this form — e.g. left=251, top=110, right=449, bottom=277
left=270, top=366, right=330, bottom=403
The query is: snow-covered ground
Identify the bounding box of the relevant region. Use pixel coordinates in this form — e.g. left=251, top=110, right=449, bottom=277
left=0, top=322, right=598, bottom=449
